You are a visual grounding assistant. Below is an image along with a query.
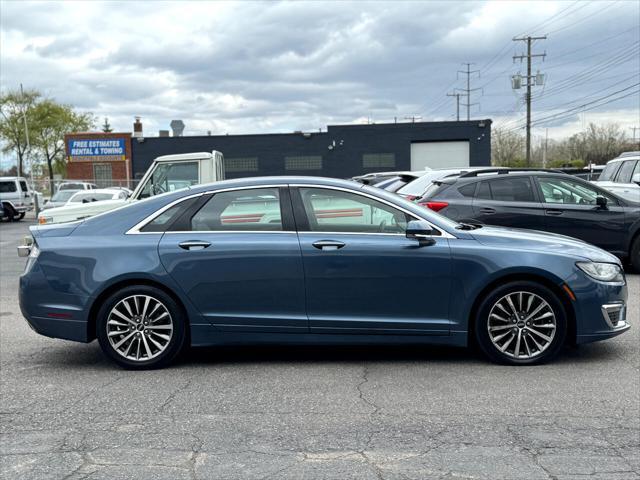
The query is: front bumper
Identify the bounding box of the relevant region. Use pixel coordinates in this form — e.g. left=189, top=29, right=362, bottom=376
left=566, top=270, right=631, bottom=344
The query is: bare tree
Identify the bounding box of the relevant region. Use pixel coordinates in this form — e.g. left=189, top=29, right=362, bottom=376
left=491, top=128, right=525, bottom=166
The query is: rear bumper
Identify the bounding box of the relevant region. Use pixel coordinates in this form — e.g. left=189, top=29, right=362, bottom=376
left=19, top=264, right=91, bottom=343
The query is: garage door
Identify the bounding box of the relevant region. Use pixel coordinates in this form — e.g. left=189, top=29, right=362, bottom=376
left=410, top=141, right=470, bottom=170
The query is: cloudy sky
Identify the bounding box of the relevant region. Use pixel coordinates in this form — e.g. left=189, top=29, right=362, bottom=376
left=1, top=0, right=639, bottom=154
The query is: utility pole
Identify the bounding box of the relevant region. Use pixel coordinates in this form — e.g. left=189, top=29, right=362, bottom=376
left=542, top=128, right=549, bottom=168
left=630, top=126, right=640, bottom=146
left=404, top=115, right=422, bottom=123
left=512, top=35, right=546, bottom=166
left=19, top=84, right=36, bottom=193
left=456, top=63, right=481, bottom=121
left=447, top=92, right=461, bottom=121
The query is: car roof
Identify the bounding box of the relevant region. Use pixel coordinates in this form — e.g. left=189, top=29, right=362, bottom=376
left=607, top=155, right=640, bottom=163
left=182, top=176, right=366, bottom=195
left=0, top=177, right=27, bottom=181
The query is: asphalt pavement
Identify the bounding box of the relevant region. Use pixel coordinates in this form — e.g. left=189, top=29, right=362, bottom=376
left=1, top=218, right=638, bottom=480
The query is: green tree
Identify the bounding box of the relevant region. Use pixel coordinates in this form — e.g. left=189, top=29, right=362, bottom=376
left=102, top=117, right=113, bottom=133
left=31, top=100, right=94, bottom=184
left=0, top=88, right=41, bottom=176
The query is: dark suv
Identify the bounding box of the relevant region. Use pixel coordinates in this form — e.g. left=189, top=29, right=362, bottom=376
left=416, top=168, right=640, bottom=270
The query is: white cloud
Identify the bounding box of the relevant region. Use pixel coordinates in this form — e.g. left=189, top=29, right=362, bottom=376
left=0, top=0, right=638, bottom=144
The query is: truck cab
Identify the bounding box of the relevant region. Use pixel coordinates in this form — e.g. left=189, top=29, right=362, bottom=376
left=38, top=151, right=225, bottom=224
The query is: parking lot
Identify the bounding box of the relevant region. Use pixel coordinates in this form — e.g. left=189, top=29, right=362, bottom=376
left=0, top=218, right=638, bottom=480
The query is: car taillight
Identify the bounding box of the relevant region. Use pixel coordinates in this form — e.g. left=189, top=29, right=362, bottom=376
left=419, top=201, right=449, bottom=212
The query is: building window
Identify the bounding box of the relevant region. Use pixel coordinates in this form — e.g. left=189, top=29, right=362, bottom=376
left=93, top=164, right=113, bottom=188
left=285, top=155, right=322, bottom=170
left=226, top=157, right=259, bottom=173
left=363, top=153, right=396, bottom=169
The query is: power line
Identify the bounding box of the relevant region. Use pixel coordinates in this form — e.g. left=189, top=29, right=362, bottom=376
left=446, top=92, right=462, bottom=121
left=546, top=1, right=622, bottom=36
left=505, top=83, right=640, bottom=131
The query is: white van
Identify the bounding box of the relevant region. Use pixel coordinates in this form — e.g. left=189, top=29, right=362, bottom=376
left=0, top=177, right=34, bottom=221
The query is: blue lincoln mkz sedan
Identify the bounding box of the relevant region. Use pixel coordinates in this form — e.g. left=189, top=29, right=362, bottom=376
left=18, top=176, right=630, bottom=369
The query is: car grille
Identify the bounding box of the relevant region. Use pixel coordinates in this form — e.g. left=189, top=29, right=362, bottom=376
left=602, top=304, right=625, bottom=328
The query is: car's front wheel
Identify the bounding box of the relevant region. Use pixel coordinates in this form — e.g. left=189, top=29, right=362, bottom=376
left=96, top=285, right=187, bottom=369
left=475, top=281, right=567, bottom=365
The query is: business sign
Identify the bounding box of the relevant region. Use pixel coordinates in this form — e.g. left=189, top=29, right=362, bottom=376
left=68, top=138, right=127, bottom=162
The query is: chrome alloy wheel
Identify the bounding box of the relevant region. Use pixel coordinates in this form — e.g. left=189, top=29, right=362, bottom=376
left=487, top=291, right=557, bottom=359
left=106, top=295, right=173, bottom=362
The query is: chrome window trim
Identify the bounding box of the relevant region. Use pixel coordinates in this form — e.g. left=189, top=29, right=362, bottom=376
left=127, top=183, right=455, bottom=238
left=291, top=183, right=456, bottom=239
left=126, top=185, right=288, bottom=235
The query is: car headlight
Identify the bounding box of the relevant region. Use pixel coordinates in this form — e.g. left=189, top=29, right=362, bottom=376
left=38, top=216, right=52, bottom=224
left=576, top=262, right=624, bottom=283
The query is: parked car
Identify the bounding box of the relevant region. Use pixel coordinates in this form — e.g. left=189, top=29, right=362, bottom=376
left=594, top=153, right=640, bottom=203
left=396, top=167, right=500, bottom=200
left=41, top=189, right=82, bottom=210
left=0, top=176, right=35, bottom=221
left=57, top=181, right=97, bottom=191
left=413, top=168, right=640, bottom=270
left=352, top=170, right=429, bottom=185
left=38, top=151, right=225, bottom=225
left=372, top=173, right=422, bottom=193
left=66, top=188, right=130, bottom=205
left=18, top=176, right=629, bottom=369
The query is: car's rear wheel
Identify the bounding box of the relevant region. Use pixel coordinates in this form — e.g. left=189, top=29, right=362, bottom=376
left=96, top=285, right=187, bottom=369
left=475, top=281, right=567, bottom=365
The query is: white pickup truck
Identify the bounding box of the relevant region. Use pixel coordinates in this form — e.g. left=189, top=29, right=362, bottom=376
left=38, top=151, right=225, bottom=224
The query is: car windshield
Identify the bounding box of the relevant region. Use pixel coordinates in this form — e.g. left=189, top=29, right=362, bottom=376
left=69, top=192, right=114, bottom=203
left=51, top=190, right=79, bottom=202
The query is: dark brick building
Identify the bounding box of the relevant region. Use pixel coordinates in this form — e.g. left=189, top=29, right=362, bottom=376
left=130, top=120, right=491, bottom=180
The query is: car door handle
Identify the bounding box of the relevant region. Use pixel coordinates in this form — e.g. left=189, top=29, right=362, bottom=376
left=480, top=207, right=496, bottom=214
left=546, top=209, right=563, bottom=216
left=178, top=240, right=211, bottom=250
left=312, top=240, right=346, bottom=250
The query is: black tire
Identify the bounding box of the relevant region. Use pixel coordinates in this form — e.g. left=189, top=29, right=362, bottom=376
left=474, top=281, right=567, bottom=366
left=96, top=285, right=187, bottom=370
left=3, top=204, right=16, bottom=222
left=630, top=236, right=640, bottom=273
left=17, top=212, right=25, bottom=220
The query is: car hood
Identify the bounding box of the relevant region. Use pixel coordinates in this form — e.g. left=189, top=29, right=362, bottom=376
left=469, top=225, right=620, bottom=264
left=40, top=199, right=129, bottom=220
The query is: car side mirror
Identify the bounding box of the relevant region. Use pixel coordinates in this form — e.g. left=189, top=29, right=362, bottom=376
left=406, top=220, right=438, bottom=246
left=596, top=195, right=608, bottom=209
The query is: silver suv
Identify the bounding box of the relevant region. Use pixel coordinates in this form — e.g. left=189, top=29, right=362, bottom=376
left=594, top=153, right=640, bottom=203
left=0, top=177, right=34, bottom=221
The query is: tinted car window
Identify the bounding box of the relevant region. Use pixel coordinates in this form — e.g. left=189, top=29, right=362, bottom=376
left=0, top=181, right=17, bottom=193
left=599, top=162, right=622, bottom=182
left=191, top=188, right=282, bottom=231
left=488, top=177, right=535, bottom=202
left=616, top=160, right=637, bottom=183
left=299, top=188, right=410, bottom=234
left=538, top=177, right=617, bottom=205
left=141, top=197, right=199, bottom=232
left=458, top=183, right=476, bottom=198
left=19, top=181, right=28, bottom=192
left=477, top=181, right=491, bottom=200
